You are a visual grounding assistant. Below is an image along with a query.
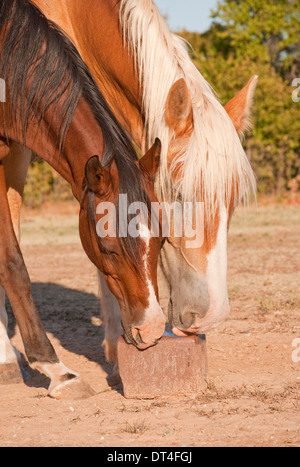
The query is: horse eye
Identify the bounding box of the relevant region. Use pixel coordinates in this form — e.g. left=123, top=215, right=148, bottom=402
left=103, top=247, right=119, bottom=257
left=100, top=243, right=120, bottom=256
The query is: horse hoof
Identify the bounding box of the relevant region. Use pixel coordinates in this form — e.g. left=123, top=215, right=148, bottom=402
left=48, top=377, right=97, bottom=400
left=0, top=361, right=25, bottom=385
left=107, top=371, right=121, bottom=387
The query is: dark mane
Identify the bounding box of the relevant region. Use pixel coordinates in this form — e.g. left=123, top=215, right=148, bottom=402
left=0, top=0, right=149, bottom=269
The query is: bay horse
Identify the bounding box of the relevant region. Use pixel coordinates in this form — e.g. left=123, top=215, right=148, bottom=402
left=0, top=0, right=166, bottom=398
left=3, top=0, right=258, bottom=372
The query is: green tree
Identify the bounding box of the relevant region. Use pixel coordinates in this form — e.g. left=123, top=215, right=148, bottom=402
left=211, top=0, right=300, bottom=81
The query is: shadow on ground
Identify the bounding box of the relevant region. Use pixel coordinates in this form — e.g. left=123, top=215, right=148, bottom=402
left=6, top=282, right=117, bottom=391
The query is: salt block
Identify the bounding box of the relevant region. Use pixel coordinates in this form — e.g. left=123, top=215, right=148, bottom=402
left=117, top=335, right=208, bottom=399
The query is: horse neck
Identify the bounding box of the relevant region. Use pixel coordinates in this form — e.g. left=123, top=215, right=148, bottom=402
left=2, top=97, right=103, bottom=203
left=35, top=0, right=145, bottom=151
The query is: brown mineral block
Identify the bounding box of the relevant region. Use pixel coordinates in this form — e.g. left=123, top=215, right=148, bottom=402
left=117, top=335, right=208, bottom=399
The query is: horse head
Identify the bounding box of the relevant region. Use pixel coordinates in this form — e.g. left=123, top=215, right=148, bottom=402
left=79, top=139, right=166, bottom=349
left=158, top=76, right=258, bottom=336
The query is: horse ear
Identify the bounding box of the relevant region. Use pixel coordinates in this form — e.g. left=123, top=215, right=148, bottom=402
left=85, top=155, right=111, bottom=195
left=165, top=79, right=194, bottom=137
left=225, top=75, right=258, bottom=136
left=139, top=138, right=161, bottom=181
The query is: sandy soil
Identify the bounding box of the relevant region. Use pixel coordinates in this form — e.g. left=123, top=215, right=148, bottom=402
left=0, top=202, right=299, bottom=447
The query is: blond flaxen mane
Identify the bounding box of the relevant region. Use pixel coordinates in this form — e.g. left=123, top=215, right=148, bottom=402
left=120, top=0, right=256, bottom=219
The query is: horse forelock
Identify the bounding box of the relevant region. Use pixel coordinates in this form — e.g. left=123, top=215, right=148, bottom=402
left=85, top=182, right=149, bottom=276
left=120, top=0, right=256, bottom=222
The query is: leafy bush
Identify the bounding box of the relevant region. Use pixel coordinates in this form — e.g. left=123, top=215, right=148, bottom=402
left=23, top=161, right=73, bottom=208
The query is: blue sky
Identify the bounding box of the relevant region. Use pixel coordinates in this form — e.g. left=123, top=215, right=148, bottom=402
left=155, top=0, right=219, bottom=32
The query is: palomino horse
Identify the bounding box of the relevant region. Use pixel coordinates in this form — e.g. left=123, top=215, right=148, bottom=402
left=3, top=0, right=257, bottom=369
left=0, top=0, right=166, bottom=398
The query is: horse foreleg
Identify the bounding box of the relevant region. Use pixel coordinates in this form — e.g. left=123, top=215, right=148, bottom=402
left=98, top=270, right=122, bottom=383
left=4, top=143, right=32, bottom=239
left=0, top=144, right=31, bottom=383
left=0, top=163, right=95, bottom=399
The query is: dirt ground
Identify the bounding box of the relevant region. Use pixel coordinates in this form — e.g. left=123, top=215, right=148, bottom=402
left=0, top=201, right=299, bottom=447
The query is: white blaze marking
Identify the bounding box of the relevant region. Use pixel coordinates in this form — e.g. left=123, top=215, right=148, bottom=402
left=139, top=223, right=162, bottom=317
left=205, top=205, right=230, bottom=329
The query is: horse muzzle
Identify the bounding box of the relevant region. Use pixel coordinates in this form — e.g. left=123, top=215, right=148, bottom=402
left=170, top=301, right=230, bottom=336
left=123, top=307, right=166, bottom=350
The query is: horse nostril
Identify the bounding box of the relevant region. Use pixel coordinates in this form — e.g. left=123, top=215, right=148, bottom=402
left=178, top=311, right=199, bottom=329
left=136, top=330, right=144, bottom=345
left=131, top=327, right=145, bottom=345
left=123, top=325, right=138, bottom=347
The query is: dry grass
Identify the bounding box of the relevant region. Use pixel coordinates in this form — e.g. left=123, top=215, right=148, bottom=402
left=122, top=420, right=150, bottom=434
